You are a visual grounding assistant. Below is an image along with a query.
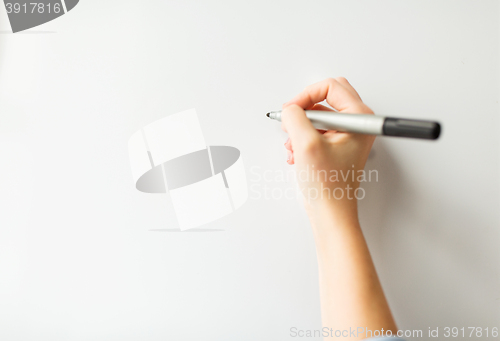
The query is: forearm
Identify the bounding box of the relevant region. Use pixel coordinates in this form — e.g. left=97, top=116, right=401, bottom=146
left=309, top=200, right=397, bottom=340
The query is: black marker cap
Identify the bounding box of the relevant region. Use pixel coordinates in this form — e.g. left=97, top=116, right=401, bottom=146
left=383, top=117, right=441, bottom=140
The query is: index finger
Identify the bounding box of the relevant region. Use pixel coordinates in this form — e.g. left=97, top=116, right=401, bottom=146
left=284, top=78, right=365, bottom=112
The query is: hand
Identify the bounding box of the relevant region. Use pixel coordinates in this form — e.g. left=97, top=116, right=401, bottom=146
left=281, top=78, right=375, bottom=221
left=282, top=79, right=397, bottom=338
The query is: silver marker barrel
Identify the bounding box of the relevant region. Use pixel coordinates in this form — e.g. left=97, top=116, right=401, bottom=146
left=266, top=110, right=441, bottom=140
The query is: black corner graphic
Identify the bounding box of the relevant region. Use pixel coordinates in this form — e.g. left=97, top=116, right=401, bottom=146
left=64, top=0, right=78, bottom=11
left=3, top=0, right=79, bottom=33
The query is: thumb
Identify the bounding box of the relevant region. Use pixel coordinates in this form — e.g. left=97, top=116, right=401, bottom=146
left=281, top=104, right=319, bottom=151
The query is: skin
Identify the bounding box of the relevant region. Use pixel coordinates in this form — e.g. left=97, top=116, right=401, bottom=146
left=281, top=78, right=397, bottom=340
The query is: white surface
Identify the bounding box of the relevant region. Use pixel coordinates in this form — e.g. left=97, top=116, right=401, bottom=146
left=0, top=1, right=498, bottom=340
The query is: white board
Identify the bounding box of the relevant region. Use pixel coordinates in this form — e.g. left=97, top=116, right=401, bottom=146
left=0, top=1, right=498, bottom=340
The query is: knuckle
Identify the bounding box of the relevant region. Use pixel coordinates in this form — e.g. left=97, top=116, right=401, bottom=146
left=281, top=107, right=291, bottom=119
left=281, top=106, right=292, bottom=116
left=302, top=136, right=322, bottom=153
left=335, top=76, right=348, bottom=83
left=280, top=106, right=295, bottom=124
left=325, top=77, right=337, bottom=85
left=355, top=104, right=374, bottom=114
left=282, top=104, right=300, bottom=116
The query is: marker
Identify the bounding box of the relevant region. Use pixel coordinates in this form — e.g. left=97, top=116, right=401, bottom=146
left=266, top=110, right=441, bottom=140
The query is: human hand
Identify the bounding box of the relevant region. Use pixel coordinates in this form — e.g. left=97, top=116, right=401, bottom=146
left=281, top=78, right=375, bottom=220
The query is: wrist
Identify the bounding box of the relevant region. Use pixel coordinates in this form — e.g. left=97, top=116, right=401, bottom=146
left=305, top=197, right=360, bottom=232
